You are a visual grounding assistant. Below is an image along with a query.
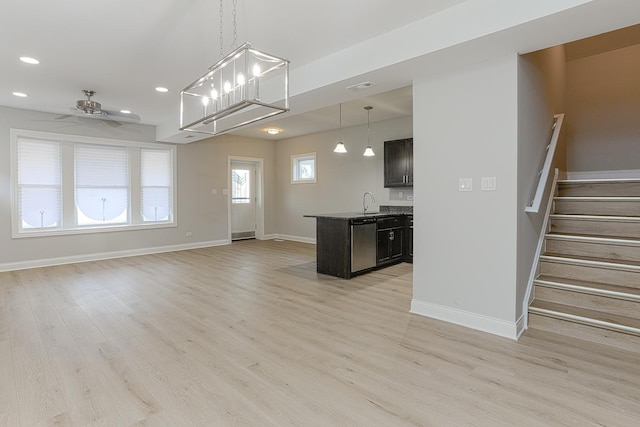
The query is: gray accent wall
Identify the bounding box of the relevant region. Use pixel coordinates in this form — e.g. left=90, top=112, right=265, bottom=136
left=566, top=43, right=640, bottom=172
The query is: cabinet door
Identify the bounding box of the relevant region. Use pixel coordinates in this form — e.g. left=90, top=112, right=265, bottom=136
left=389, top=227, right=404, bottom=260
left=384, top=140, right=408, bottom=187
left=377, top=229, right=391, bottom=264
left=406, top=139, right=413, bottom=186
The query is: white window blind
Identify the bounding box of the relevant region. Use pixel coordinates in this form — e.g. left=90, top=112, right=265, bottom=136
left=141, top=148, right=172, bottom=221
left=75, top=144, right=129, bottom=225
left=16, top=138, right=62, bottom=229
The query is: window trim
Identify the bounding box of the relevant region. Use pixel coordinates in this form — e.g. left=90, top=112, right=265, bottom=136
left=291, top=152, right=317, bottom=184
left=10, top=128, right=177, bottom=239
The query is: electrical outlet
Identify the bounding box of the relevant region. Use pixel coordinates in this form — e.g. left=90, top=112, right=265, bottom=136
left=185, top=231, right=192, bottom=237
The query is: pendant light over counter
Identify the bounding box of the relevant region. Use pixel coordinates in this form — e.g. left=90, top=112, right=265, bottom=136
left=333, top=104, right=376, bottom=156
left=363, top=106, right=375, bottom=157
left=333, top=103, right=347, bottom=153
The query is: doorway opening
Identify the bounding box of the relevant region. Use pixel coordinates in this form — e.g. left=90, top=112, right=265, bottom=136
left=228, top=157, right=264, bottom=242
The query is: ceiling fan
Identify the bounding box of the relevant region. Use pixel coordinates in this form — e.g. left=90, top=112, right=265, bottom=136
left=74, top=89, right=140, bottom=123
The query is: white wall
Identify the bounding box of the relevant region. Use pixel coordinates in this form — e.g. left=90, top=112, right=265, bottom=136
left=412, top=54, right=520, bottom=339
left=517, top=46, right=567, bottom=321
left=275, top=116, right=413, bottom=241
left=566, top=43, right=640, bottom=172
left=0, top=106, right=276, bottom=270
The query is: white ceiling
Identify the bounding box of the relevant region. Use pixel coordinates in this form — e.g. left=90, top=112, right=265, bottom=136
left=0, top=0, right=463, bottom=140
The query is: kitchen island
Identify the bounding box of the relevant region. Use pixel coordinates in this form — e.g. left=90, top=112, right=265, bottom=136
left=304, top=206, right=412, bottom=279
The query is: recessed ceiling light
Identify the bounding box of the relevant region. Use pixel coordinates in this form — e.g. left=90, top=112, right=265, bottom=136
left=120, top=110, right=131, bottom=114
left=155, top=87, right=169, bottom=93
left=266, top=128, right=282, bottom=135
left=12, top=92, right=28, bottom=97
left=19, top=56, right=39, bottom=65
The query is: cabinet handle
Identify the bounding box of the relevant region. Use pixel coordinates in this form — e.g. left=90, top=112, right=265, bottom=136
left=390, top=231, right=394, bottom=240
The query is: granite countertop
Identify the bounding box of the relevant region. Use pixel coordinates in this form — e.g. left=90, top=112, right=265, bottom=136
left=303, top=212, right=396, bottom=220
left=304, top=206, right=412, bottom=220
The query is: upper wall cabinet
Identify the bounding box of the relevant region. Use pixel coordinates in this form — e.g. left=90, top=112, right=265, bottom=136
left=384, top=138, right=413, bottom=187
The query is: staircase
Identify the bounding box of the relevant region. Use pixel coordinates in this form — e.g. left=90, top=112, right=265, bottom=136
left=528, top=178, right=640, bottom=352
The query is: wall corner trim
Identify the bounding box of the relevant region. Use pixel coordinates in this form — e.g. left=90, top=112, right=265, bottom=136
left=410, top=299, right=520, bottom=340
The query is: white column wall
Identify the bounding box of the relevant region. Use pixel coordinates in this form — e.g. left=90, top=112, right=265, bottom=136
left=411, top=54, right=520, bottom=338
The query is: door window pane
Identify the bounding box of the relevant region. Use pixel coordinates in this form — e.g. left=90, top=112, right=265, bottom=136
left=232, top=169, right=250, bottom=204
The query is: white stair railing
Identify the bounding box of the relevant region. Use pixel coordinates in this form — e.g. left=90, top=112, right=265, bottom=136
left=525, top=113, right=564, bottom=213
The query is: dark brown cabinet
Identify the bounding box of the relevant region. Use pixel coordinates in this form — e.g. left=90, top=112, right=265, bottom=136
left=384, top=138, right=413, bottom=187
left=307, top=212, right=413, bottom=279
left=376, top=217, right=404, bottom=266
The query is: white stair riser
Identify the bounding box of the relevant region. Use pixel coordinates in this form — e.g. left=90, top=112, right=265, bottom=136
left=528, top=312, right=640, bottom=353
left=534, top=285, right=640, bottom=320
left=554, top=199, right=640, bottom=216
left=550, top=218, right=640, bottom=238
left=540, top=260, right=640, bottom=289
left=545, top=239, right=640, bottom=263
left=558, top=181, right=640, bottom=197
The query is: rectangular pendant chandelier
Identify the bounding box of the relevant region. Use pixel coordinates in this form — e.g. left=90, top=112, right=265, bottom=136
left=180, top=43, right=289, bottom=136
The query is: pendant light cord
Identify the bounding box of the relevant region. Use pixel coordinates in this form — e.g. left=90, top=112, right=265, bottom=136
left=339, top=103, right=342, bottom=141
left=367, top=107, right=371, bottom=145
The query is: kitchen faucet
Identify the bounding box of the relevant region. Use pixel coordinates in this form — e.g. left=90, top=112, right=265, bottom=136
left=363, top=192, right=375, bottom=214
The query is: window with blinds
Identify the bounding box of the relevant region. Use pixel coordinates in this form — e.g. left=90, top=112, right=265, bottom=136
left=75, top=144, right=129, bottom=225
left=11, top=129, right=176, bottom=237
left=141, top=148, right=172, bottom=222
left=16, top=138, right=62, bottom=229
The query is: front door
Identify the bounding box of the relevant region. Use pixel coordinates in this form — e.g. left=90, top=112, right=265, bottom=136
left=231, top=162, right=256, bottom=240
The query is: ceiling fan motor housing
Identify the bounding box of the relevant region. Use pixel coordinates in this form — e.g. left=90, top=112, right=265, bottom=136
left=77, top=90, right=102, bottom=114
left=77, top=99, right=102, bottom=114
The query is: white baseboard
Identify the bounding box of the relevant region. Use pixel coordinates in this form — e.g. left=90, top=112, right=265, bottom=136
left=410, top=299, right=520, bottom=340
left=268, top=234, right=316, bottom=244
left=566, top=169, right=640, bottom=180
left=0, top=239, right=230, bottom=272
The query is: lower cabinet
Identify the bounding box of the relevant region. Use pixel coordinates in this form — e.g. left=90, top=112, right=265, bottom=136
left=377, top=217, right=404, bottom=266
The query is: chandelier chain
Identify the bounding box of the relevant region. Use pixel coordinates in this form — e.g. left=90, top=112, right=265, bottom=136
left=232, top=0, right=238, bottom=50
left=219, top=0, right=224, bottom=58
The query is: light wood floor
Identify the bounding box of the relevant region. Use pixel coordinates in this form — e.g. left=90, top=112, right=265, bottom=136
left=1, top=240, right=640, bottom=426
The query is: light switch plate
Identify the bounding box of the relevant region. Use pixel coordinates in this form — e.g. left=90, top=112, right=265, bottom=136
left=459, top=178, right=472, bottom=191
left=481, top=176, right=497, bottom=191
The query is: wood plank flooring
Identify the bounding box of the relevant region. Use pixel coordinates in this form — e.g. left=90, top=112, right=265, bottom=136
left=1, top=239, right=640, bottom=426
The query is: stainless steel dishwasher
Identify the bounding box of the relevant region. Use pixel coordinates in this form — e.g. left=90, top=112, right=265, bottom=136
left=351, top=217, right=377, bottom=273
